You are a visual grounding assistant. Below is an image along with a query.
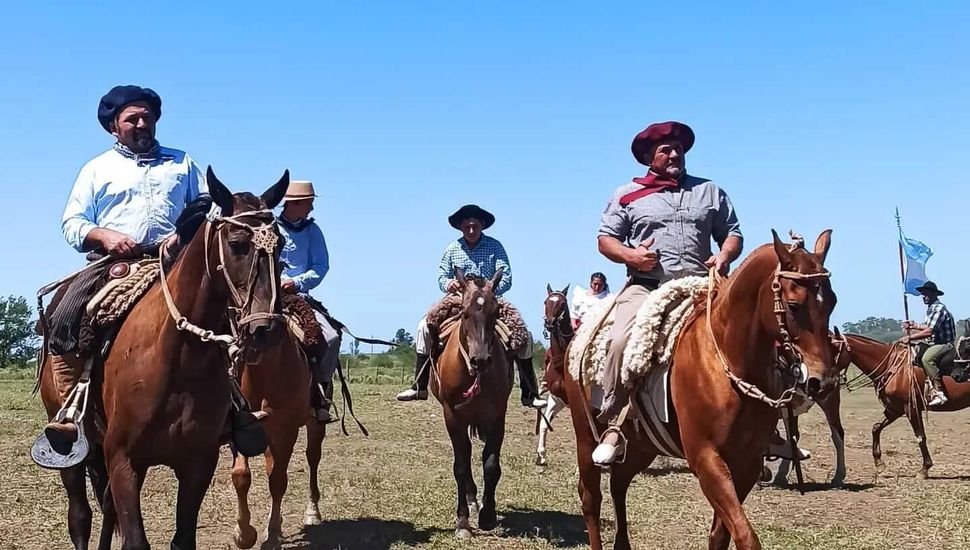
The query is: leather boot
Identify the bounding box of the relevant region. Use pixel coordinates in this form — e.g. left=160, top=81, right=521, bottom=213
left=44, top=354, right=82, bottom=446
left=396, top=353, right=430, bottom=401
left=516, top=358, right=545, bottom=408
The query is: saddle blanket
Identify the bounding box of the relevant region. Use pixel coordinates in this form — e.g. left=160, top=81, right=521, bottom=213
left=426, top=294, right=531, bottom=353
left=567, top=276, right=709, bottom=389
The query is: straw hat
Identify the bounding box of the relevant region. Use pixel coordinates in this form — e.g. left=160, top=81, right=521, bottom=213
left=281, top=180, right=317, bottom=203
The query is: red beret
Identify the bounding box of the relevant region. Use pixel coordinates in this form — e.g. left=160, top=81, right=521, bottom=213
left=631, top=121, right=695, bottom=165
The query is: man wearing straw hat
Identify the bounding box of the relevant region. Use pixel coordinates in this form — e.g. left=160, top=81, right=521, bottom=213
left=277, top=180, right=341, bottom=422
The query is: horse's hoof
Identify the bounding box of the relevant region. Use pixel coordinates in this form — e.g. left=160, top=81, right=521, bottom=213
left=456, top=528, right=473, bottom=540
left=233, top=524, right=258, bottom=549
left=478, top=516, right=498, bottom=532
left=920, top=469, right=930, bottom=480
left=535, top=453, right=547, bottom=466
left=830, top=476, right=845, bottom=487
left=873, top=460, right=885, bottom=473
left=303, top=502, right=322, bottom=527
left=262, top=527, right=283, bottom=549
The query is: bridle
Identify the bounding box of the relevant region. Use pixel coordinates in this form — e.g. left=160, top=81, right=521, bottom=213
left=707, top=236, right=832, bottom=408
left=159, top=207, right=285, bottom=369
left=543, top=291, right=574, bottom=349
left=203, top=209, right=285, bottom=332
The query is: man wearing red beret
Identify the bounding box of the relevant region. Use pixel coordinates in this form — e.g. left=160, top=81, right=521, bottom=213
left=592, top=121, right=744, bottom=465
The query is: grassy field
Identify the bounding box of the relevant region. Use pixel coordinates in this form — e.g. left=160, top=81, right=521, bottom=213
left=3, top=371, right=970, bottom=549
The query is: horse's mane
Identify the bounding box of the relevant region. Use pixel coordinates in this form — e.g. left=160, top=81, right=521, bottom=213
left=845, top=333, right=892, bottom=347
left=175, top=194, right=214, bottom=244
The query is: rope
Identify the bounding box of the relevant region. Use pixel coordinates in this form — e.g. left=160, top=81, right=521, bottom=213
left=91, top=262, right=161, bottom=326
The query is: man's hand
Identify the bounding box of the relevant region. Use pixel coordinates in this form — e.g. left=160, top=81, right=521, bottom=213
left=705, top=251, right=732, bottom=276
left=281, top=279, right=297, bottom=294
left=446, top=279, right=462, bottom=293
left=91, top=228, right=138, bottom=257
left=902, top=320, right=919, bottom=331
left=625, top=238, right=657, bottom=272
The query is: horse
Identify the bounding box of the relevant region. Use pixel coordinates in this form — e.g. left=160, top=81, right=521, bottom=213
left=564, top=230, right=839, bottom=550
left=230, top=327, right=312, bottom=548
left=429, top=268, right=510, bottom=539
left=834, top=323, right=970, bottom=479
left=535, top=284, right=572, bottom=466
left=37, top=168, right=291, bottom=550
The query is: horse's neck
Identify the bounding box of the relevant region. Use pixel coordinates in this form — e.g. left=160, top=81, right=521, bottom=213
left=848, top=337, right=896, bottom=379
left=710, top=256, right=777, bottom=376
left=550, top=317, right=572, bottom=355
left=166, top=225, right=226, bottom=329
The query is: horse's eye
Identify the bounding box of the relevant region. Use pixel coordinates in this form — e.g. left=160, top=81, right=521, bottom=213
left=787, top=302, right=799, bottom=313
left=229, top=240, right=250, bottom=254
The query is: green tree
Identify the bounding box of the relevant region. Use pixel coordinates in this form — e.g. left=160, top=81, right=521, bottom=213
left=392, top=328, right=414, bottom=346
left=0, top=296, right=39, bottom=368
left=841, top=317, right=904, bottom=343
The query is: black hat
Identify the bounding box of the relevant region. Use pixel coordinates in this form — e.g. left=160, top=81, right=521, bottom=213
left=448, top=204, right=495, bottom=230
left=97, top=85, right=162, bottom=132
left=916, top=281, right=944, bottom=296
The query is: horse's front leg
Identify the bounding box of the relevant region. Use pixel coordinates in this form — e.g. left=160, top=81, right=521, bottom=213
left=105, top=450, right=149, bottom=550
left=231, top=453, right=257, bottom=549
left=690, top=446, right=762, bottom=550
left=446, top=419, right=474, bottom=538
left=264, top=424, right=300, bottom=547
left=478, top=417, right=506, bottom=532
left=303, top=420, right=327, bottom=527
left=819, top=391, right=846, bottom=485
left=171, top=448, right=219, bottom=550
left=60, top=464, right=93, bottom=550
left=872, top=408, right=902, bottom=472
left=535, top=396, right=565, bottom=466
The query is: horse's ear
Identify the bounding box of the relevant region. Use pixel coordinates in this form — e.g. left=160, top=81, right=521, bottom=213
left=547, top=284, right=553, bottom=295
left=772, top=229, right=794, bottom=269
left=964, top=319, right=970, bottom=336
left=814, top=229, right=833, bottom=265
left=561, top=284, right=569, bottom=295
left=490, top=267, right=504, bottom=291
left=261, top=170, right=289, bottom=209
left=207, top=166, right=234, bottom=216
left=833, top=326, right=843, bottom=338
left=454, top=268, right=467, bottom=288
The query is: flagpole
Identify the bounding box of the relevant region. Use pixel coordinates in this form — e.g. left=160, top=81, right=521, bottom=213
left=896, top=209, right=912, bottom=331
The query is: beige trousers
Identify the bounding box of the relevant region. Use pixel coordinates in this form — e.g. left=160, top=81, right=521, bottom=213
left=596, top=282, right=652, bottom=422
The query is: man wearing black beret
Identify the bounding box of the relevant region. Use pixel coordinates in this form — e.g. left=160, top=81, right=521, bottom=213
left=45, top=85, right=206, bottom=446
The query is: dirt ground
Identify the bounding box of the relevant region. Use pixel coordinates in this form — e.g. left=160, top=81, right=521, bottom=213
left=3, top=378, right=970, bottom=549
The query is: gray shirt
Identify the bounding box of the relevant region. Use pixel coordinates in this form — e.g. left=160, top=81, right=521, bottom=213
left=598, top=175, right=743, bottom=282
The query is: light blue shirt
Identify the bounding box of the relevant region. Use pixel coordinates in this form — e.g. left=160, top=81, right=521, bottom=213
left=61, top=146, right=206, bottom=252
left=436, top=235, right=512, bottom=296
left=278, top=218, right=330, bottom=293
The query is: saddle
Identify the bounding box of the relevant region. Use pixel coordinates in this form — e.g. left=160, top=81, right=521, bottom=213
left=910, top=342, right=967, bottom=382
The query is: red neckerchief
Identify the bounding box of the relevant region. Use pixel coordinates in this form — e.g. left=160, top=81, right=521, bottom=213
left=619, top=172, right=681, bottom=206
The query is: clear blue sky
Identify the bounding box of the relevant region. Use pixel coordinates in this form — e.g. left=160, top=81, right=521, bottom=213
left=1, top=2, right=967, bottom=350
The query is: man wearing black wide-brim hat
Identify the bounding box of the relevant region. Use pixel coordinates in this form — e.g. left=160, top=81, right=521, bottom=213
left=395, top=204, right=546, bottom=409
left=44, top=85, right=206, bottom=448
left=902, top=281, right=957, bottom=406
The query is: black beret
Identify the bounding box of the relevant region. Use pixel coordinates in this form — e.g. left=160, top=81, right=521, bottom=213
left=97, top=85, right=162, bottom=132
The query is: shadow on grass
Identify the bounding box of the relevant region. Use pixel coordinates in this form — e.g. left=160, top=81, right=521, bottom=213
left=643, top=465, right=692, bottom=476
left=501, top=506, right=588, bottom=547
left=774, top=481, right=877, bottom=493
left=288, top=517, right=447, bottom=549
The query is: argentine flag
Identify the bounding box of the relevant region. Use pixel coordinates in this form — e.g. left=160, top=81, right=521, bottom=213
left=899, top=230, right=933, bottom=296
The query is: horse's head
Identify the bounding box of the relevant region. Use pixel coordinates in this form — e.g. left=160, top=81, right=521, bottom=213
left=768, top=229, right=838, bottom=399
left=457, top=267, right=503, bottom=376
left=830, top=326, right=853, bottom=376
left=207, top=167, right=289, bottom=350
left=544, top=284, right=570, bottom=334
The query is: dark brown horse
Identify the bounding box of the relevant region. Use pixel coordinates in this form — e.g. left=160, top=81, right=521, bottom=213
left=535, top=284, right=572, bottom=465
left=231, top=328, right=311, bottom=548
left=564, top=231, right=838, bottom=550
left=836, top=325, right=970, bottom=478
left=38, top=168, right=290, bottom=550
left=429, top=268, right=510, bottom=539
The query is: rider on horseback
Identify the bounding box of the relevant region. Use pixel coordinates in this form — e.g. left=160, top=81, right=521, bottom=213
left=45, top=85, right=206, bottom=447
left=395, top=204, right=546, bottom=408
left=276, top=180, right=342, bottom=423
left=592, top=121, right=744, bottom=465
left=901, top=281, right=956, bottom=406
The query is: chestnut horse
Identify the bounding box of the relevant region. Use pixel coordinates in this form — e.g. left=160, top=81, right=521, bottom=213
left=230, top=328, right=311, bottom=548
left=38, top=168, right=290, bottom=550
left=535, top=284, right=572, bottom=466
left=429, top=268, right=510, bottom=539
left=564, top=231, right=838, bottom=550
left=835, top=325, right=970, bottom=478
